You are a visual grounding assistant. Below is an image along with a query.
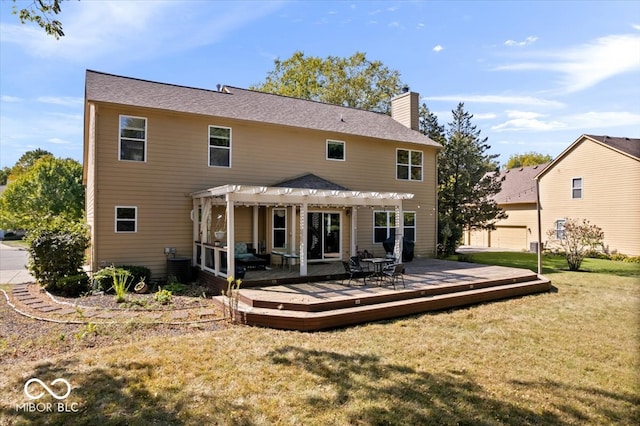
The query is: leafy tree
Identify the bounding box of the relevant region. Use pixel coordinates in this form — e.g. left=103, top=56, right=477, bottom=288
left=434, top=103, right=506, bottom=256
left=504, top=151, right=552, bottom=169
left=546, top=218, right=604, bottom=271
left=251, top=51, right=405, bottom=113
left=0, top=156, right=84, bottom=230
left=12, top=0, right=66, bottom=39
left=0, top=167, right=10, bottom=185
left=9, top=148, right=53, bottom=179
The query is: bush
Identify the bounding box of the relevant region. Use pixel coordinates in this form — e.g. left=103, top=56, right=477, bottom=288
left=26, top=218, right=89, bottom=294
left=56, top=273, right=90, bottom=297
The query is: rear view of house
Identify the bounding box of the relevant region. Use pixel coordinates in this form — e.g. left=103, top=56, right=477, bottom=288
left=83, top=71, right=441, bottom=281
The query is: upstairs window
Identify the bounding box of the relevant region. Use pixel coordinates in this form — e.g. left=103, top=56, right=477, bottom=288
left=572, top=178, right=583, bottom=199
left=119, top=115, right=146, bottom=161
left=397, top=149, right=423, bottom=181
left=115, top=206, right=137, bottom=233
left=326, top=140, right=345, bottom=161
left=209, top=126, right=231, bottom=167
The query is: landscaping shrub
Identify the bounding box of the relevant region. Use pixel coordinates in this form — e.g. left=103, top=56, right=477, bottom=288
left=56, top=273, right=90, bottom=297
left=26, top=217, right=89, bottom=294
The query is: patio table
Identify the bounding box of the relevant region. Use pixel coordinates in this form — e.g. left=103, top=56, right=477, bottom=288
left=272, top=251, right=300, bottom=270
left=361, top=258, right=394, bottom=285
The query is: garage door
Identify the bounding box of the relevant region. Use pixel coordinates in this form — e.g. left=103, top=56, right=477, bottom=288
left=490, top=226, right=527, bottom=250
left=468, top=229, right=489, bottom=247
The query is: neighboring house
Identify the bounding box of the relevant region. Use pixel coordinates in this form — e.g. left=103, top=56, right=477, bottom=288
left=466, top=163, right=548, bottom=251
left=536, top=134, right=640, bottom=256
left=83, top=71, right=441, bottom=279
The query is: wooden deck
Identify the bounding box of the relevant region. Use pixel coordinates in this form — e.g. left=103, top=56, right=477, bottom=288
left=208, top=258, right=553, bottom=331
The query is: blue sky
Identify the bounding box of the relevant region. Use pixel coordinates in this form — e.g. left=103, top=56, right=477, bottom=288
left=1, top=0, right=639, bottom=169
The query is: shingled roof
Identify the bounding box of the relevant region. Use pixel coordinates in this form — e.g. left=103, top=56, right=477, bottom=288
left=585, top=134, right=640, bottom=159
left=85, top=70, right=440, bottom=148
left=494, top=163, right=548, bottom=204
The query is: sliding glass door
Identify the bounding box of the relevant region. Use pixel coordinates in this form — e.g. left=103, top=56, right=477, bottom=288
left=307, top=212, right=341, bottom=260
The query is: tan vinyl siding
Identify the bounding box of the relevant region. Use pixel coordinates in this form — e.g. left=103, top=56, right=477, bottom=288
left=91, top=105, right=438, bottom=277
left=539, top=140, right=640, bottom=255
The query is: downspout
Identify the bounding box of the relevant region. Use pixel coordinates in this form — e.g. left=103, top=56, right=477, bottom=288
left=535, top=177, right=542, bottom=275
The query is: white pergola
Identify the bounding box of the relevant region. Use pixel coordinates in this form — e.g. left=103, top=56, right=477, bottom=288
left=192, top=184, right=414, bottom=278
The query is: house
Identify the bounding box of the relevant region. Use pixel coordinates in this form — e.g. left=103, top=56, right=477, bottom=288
left=466, top=163, right=548, bottom=251
left=83, top=71, right=441, bottom=281
left=535, top=134, right=640, bottom=256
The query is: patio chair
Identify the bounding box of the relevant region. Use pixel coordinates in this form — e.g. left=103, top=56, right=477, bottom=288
left=382, top=263, right=405, bottom=289
left=350, top=256, right=371, bottom=272
left=342, top=261, right=368, bottom=286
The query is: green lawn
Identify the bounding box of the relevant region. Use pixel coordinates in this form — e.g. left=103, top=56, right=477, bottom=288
left=1, top=253, right=638, bottom=425
left=451, top=251, right=640, bottom=278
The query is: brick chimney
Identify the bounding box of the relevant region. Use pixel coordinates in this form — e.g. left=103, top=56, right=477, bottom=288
left=391, top=87, right=419, bottom=131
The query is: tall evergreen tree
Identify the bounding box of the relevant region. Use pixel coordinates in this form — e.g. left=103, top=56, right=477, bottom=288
left=435, top=103, right=505, bottom=255
left=418, top=103, right=446, bottom=145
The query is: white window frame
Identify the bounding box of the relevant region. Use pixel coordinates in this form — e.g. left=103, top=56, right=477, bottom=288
left=119, top=115, right=147, bottom=162
left=272, top=208, right=287, bottom=249
left=115, top=206, right=137, bottom=233
left=396, top=148, right=423, bottom=181
left=326, top=139, right=346, bottom=161
left=571, top=177, right=583, bottom=199
left=555, top=219, right=566, bottom=240
left=373, top=210, right=417, bottom=243
left=208, top=125, right=232, bottom=168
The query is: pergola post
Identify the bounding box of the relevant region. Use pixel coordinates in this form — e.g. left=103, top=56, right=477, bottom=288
left=300, top=202, right=308, bottom=276
left=226, top=197, right=235, bottom=279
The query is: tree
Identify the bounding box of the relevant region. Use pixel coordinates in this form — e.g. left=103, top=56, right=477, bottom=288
left=504, top=151, right=552, bottom=169
left=433, top=103, right=506, bottom=256
left=251, top=51, right=405, bottom=113
left=546, top=218, right=604, bottom=271
left=12, top=0, right=66, bottom=39
left=0, top=156, right=84, bottom=230
left=0, top=167, right=10, bottom=185
left=418, top=103, right=446, bottom=146
left=9, top=148, right=53, bottom=180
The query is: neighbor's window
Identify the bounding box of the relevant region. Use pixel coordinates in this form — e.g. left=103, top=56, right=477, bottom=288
left=326, top=140, right=345, bottom=161
left=209, top=126, right=231, bottom=167
left=397, top=149, right=423, bottom=181
left=119, top=115, right=146, bottom=161
left=572, top=178, right=583, bottom=199
left=555, top=219, right=566, bottom=239
left=273, top=208, right=287, bottom=249
left=115, top=206, right=137, bottom=233
left=373, top=211, right=416, bottom=243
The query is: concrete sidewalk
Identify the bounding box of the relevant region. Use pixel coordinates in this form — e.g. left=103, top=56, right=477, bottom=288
left=0, top=269, right=34, bottom=285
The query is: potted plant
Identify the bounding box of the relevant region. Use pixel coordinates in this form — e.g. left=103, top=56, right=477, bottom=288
left=214, top=211, right=226, bottom=241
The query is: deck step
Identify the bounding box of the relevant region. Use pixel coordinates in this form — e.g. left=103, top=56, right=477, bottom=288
left=215, top=278, right=552, bottom=331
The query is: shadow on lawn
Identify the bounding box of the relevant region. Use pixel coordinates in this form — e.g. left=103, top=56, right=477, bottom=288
left=2, top=359, right=185, bottom=425
left=269, top=346, right=638, bottom=425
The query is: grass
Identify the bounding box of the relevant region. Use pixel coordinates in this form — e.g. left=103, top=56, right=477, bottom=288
left=451, top=251, right=640, bottom=278
left=0, top=239, right=28, bottom=249
left=1, top=254, right=639, bottom=425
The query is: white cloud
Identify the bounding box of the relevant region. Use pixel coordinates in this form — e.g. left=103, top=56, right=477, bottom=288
left=491, top=110, right=640, bottom=132
left=492, top=110, right=566, bottom=132
left=433, top=45, right=443, bottom=53
left=1, top=95, right=21, bottom=103
left=47, top=137, right=72, bottom=145
left=495, top=33, right=640, bottom=93
left=504, top=36, right=538, bottom=47
left=633, top=24, right=640, bottom=31
left=424, top=94, right=564, bottom=108
left=37, top=97, right=84, bottom=107
left=0, top=1, right=286, bottom=63
left=474, top=113, right=498, bottom=120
